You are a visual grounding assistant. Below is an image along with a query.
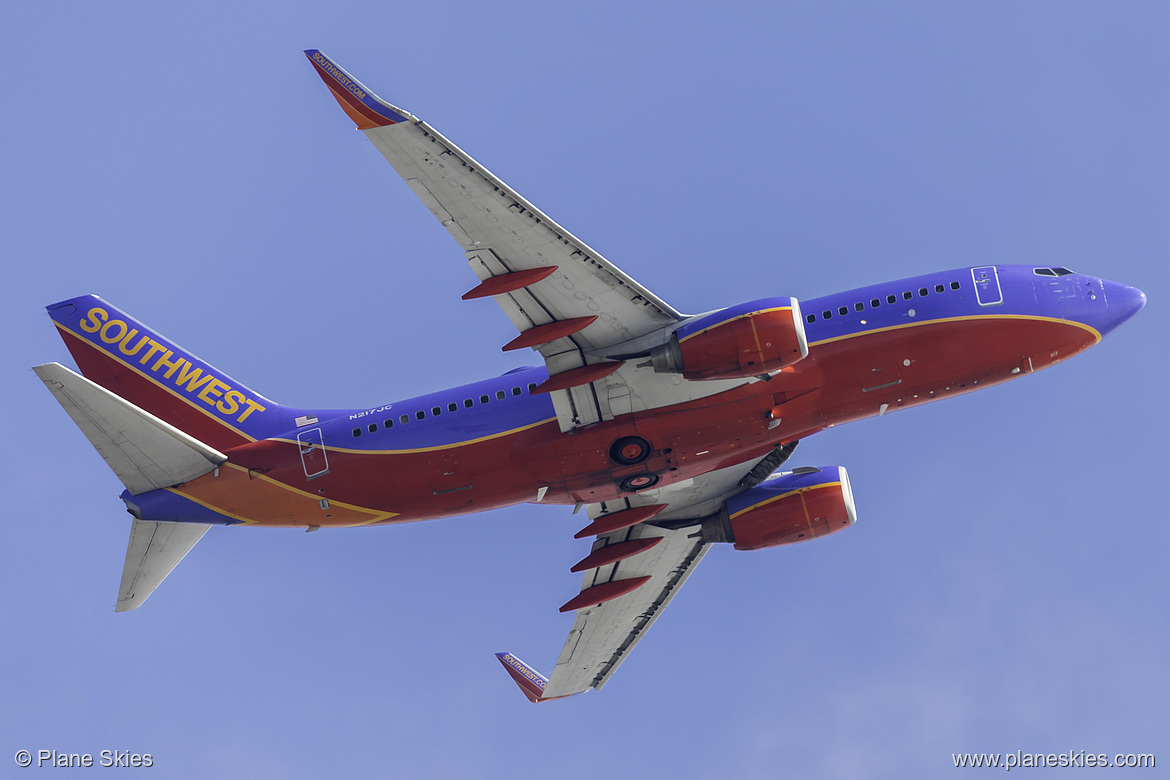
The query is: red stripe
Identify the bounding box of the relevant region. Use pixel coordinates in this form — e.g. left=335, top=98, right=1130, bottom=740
left=58, top=328, right=250, bottom=451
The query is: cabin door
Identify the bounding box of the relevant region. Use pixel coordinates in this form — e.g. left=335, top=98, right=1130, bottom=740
left=971, top=266, right=1003, bottom=306
left=297, top=428, right=330, bottom=481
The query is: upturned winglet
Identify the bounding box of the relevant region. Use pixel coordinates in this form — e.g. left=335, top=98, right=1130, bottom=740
left=495, top=652, right=548, bottom=703
left=303, top=49, right=414, bottom=129
left=495, top=652, right=580, bottom=703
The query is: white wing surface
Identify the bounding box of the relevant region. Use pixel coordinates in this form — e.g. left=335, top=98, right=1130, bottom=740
left=34, top=363, right=226, bottom=495
left=34, top=362, right=224, bottom=610
left=116, top=519, right=211, bottom=612
left=305, top=50, right=752, bottom=431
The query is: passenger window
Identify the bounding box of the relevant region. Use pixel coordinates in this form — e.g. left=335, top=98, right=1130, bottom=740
left=854, top=302, right=864, bottom=312
left=806, top=313, right=816, bottom=323
left=447, top=402, right=457, bottom=412
left=480, top=394, right=490, bottom=404
left=950, top=281, right=960, bottom=290
left=902, top=291, right=913, bottom=301
left=822, top=310, right=832, bottom=320
left=400, top=414, right=409, bottom=424
left=432, top=406, right=441, bottom=416
left=838, top=306, right=848, bottom=316
left=512, top=387, right=522, bottom=396
left=416, top=410, right=425, bottom=421
left=870, top=298, right=880, bottom=308
left=527, top=383, right=537, bottom=392
left=383, top=419, right=393, bottom=429
left=464, top=399, right=473, bottom=408
left=918, top=287, right=928, bottom=297
left=352, top=428, right=361, bottom=438
left=368, top=423, right=377, bottom=433
left=935, top=284, right=945, bottom=293
left=496, top=390, right=506, bottom=400
left=886, top=294, right=896, bottom=304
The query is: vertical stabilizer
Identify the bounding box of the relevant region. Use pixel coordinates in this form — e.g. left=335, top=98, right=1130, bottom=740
left=45, top=295, right=292, bottom=451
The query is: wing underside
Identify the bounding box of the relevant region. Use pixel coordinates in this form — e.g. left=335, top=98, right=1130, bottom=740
left=304, top=50, right=756, bottom=432
left=117, top=519, right=211, bottom=612
left=302, top=51, right=789, bottom=699
left=537, top=456, right=768, bottom=699
left=34, top=362, right=225, bottom=610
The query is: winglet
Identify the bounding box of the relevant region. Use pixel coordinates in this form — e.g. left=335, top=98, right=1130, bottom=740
left=495, top=652, right=563, bottom=703
left=303, top=49, right=414, bottom=129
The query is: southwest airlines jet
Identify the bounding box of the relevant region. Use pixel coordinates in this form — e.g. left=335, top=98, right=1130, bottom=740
left=34, top=50, right=1145, bottom=703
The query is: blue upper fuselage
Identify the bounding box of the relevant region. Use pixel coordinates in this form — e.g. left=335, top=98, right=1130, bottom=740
left=299, top=264, right=1144, bottom=452
left=798, top=263, right=1143, bottom=348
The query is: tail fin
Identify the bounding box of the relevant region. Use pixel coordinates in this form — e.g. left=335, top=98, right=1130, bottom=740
left=47, top=295, right=290, bottom=451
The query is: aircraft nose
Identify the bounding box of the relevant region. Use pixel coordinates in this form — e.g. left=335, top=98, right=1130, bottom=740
left=1104, top=279, right=1147, bottom=328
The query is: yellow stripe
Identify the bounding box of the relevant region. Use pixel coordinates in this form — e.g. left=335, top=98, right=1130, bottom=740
left=799, top=491, right=816, bottom=537
left=678, top=307, right=792, bottom=344
left=219, top=462, right=398, bottom=516
left=165, top=487, right=256, bottom=525
left=167, top=461, right=399, bottom=526
left=274, top=416, right=558, bottom=455
left=808, top=313, right=1102, bottom=349
left=54, top=321, right=258, bottom=442
left=729, top=482, right=842, bottom=520
left=170, top=486, right=396, bottom=528
left=749, top=317, right=767, bottom=366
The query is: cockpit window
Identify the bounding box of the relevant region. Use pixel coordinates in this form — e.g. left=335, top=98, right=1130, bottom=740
left=1052, top=267, right=1074, bottom=276
left=1034, top=267, right=1075, bottom=277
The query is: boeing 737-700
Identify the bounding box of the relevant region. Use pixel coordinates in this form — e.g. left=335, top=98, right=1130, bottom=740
left=34, top=50, right=1145, bottom=702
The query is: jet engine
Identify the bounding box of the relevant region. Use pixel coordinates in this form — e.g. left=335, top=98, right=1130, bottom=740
left=701, top=466, right=857, bottom=550
left=648, top=297, right=808, bottom=380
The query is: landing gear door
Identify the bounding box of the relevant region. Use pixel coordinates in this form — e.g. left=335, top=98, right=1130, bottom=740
left=972, top=266, right=1003, bottom=306
left=297, top=428, right=329, bottom=481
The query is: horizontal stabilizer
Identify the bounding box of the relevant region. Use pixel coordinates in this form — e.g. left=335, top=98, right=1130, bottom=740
left=34, top=362, right=226, bottom=495
left=117, top=519, right=211, bottom=612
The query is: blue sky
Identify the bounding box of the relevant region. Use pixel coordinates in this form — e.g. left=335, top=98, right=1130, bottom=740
left=3, top=2, right=1167, bottom=777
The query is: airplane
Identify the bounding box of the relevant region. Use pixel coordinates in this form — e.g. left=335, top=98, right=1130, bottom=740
left=34, top=49, right=1145, bottom=703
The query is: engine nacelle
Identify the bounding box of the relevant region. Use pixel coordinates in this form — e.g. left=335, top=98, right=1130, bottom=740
left=649, top=297, right=809, bottom=380
left=702, top=466, right=857, bottom=550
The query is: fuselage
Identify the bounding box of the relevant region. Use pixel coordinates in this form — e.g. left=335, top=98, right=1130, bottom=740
left=122, top=264, right=1145, bottom=528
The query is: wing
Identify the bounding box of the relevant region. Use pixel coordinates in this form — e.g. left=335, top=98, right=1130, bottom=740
left=497, top=455, right=772, bottom=701
left=117, top=519, right=211, bottom=612
left=306, top=51, right=751, bottom=431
